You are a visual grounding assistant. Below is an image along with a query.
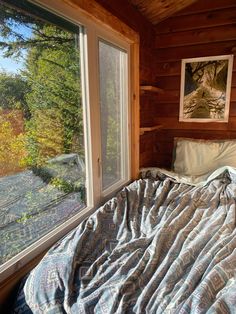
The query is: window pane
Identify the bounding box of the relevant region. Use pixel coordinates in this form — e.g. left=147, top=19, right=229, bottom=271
left=0, top=2, right=86, bottom=266
left=99, top=40, right=127, bottom=190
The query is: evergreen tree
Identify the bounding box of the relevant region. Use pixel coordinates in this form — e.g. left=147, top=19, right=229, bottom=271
left=0, top=2, right=84, bottom=169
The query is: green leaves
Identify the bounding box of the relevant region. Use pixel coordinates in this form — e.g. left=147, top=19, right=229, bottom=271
left=0, top=3, right=84, bottom=173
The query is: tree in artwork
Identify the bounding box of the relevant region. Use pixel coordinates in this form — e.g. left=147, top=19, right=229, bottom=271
left=180, top=56, right=233, bottom=122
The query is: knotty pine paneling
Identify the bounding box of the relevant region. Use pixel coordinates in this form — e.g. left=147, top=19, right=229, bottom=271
left=156, top=61, right=181, bottom=77
left=129, top=0, right=197, bottom=25
left=153, top=0, right=236, bottom=169
left=155, top=87, right=236, bottom=103
left=156, top=59, right=236, bottom=77
left=174, top=0, right=236, bottom=17
left=156, top=41, right=236, bottom=62
left=155, top=7, right=236, bottom=34
left=156, top=25, right=236, bottom=49
left=154, top=116, right=236, bottom=131
left=95, top=0, right=155, bottom=41
left=140, top=132, right=156, bottom=167
left=155, top=102, right=236, bottom=117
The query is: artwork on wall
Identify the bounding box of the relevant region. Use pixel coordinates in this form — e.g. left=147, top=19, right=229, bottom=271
left=179, top=54, right=234, bottom=122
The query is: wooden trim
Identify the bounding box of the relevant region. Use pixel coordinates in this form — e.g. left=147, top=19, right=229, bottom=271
left=94, top=0, right=156, bottom=42
left=131, top=41, right=140, bottom=179
left=62, top=0, right=139, bottom=43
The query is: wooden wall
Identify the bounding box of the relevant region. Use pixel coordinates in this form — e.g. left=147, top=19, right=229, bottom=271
left=153, top=0, right=236, bottom=169
left=96, top=0, right=236, bottom=169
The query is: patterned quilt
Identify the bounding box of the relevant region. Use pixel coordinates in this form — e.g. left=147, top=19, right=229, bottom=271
left=12, top=168, right=236, bottom=313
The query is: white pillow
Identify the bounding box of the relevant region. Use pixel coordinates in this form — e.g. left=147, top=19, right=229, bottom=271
left=173, top=138, right=236, bottom=176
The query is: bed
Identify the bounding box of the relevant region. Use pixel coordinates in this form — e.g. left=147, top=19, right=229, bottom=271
left=12, top=138, right=236, bottom=313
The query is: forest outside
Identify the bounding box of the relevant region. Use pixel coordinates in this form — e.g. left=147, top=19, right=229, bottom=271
left=0, top=3, right=84, bottom=175
left=0, top=2, right=87, bottom=265
left=179, top=55, right=234, bottom=122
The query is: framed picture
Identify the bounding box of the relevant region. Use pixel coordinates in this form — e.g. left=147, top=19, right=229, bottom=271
left=179, top=54, right=234, bottom=122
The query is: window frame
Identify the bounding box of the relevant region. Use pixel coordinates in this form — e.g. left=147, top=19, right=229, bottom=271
left=0, top=0, right=139, bottom=284
left=97, top=38, right=131, bottom=197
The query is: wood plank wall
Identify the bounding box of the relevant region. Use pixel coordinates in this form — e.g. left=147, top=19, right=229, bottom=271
left=95, top=0, right=157, bottom=167
left=153, top=0, right=236, bottom=169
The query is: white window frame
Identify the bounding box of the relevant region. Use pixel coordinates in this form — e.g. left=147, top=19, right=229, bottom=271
left=0, top=0, right=132, bottom=282
left=97, top=38, right=130, bottom=198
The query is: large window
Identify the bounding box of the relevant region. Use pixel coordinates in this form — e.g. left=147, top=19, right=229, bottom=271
left=0, top=0, right=131, bottom=278
left=99, top=40, right=129, bottom=192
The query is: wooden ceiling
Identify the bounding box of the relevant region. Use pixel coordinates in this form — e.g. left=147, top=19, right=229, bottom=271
left=128, top=0, right=198, bottom=24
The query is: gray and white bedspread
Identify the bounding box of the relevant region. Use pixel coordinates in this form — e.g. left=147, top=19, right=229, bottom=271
left=13, top=169, right=236, bottom=313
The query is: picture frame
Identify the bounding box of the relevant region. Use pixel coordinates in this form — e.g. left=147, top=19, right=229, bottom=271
left=179, top=54, right=234, bottom=122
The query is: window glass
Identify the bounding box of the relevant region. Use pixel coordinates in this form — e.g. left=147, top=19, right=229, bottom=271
left=99, top=40, right=128, bottom=190
left=0, top=2, right=86, bottom=266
